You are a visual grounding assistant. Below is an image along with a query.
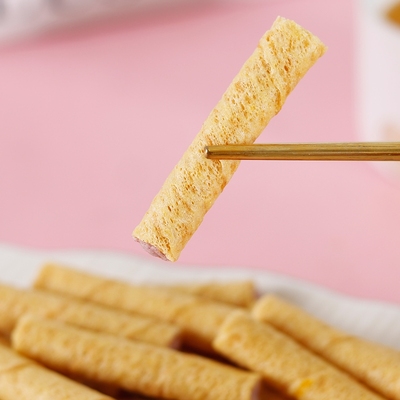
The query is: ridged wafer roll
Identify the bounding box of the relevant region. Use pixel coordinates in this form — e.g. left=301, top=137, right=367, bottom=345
left=0, top=343, right=114, bottom=400
left=133, top=16, right=326, bottom=262
left=12, top=315, right=262, bottom=400
left=213, top=311, right=385, bottom=400
left=34, top=263, right=235, bottom=352
left=252, top=294, right=400, bottom=400
left=0, top=283, right=181, bottom=348
left=165, top=280, right=256, bottom=307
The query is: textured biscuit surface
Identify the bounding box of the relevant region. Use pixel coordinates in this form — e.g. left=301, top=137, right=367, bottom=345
left=34, top=263, right=235, bottom=351
left=164, top=280, right=256, bottom=307
left=252, top=294, right=400, bottom=400
left=0, top=343, right=113, bottom=400
left=213, top=311, right=385, bottom=400
left=133, top=16, right=327, bottom=261
left=12, top=315, right=261, bottom=400
left=0, top=282, right=181, bottom=348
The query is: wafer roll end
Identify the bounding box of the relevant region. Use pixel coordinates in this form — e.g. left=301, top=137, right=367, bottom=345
left=133, top=237, right=169, bottom=261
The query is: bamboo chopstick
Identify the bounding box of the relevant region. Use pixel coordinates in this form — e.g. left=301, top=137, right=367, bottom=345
left=204, top=142, right=400, bottom=161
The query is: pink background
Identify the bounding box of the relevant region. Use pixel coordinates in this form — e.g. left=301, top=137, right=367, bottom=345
left=1, top=0, right=400, bottom=303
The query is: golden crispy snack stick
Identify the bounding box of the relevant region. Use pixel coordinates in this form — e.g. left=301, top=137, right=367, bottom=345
left=133, top=17, right=326, bottom=262
left=252, top=294, right=400, bottom=400
left=164, top=280, right=256, bottom=307
left=12, top=315, right=262, bottom=400
left=0, top=283, right=181, bottom=348
left=0, top=343, right=114, bottom=400
left=34, top=263, right=235, bottom=352
left=213, top=311, right=385, bottom=400
left=0, top=283, right=64, bottom=335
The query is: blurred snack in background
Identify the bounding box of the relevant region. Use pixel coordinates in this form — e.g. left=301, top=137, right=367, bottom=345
left=356, top=0, right=400, bottom=179
left=0, top=0, right=213, bottom=43
left=386, top=1, right=400, bottom=24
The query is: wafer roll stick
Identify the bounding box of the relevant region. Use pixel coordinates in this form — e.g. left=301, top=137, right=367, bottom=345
left=213, top=311, right=385, bottom=400
left=252, top=294, right=400, bottom=400
left=0, top=343, right=114, bottom=400
left=34, top=263, right=235, bottom=352
left=133, top=17, right=326, bottom=262
left=12, top=316, right=262, bottom=400
left=165, top=280, right=256, bottom=307
left=0, top=283, right=181, bottom=348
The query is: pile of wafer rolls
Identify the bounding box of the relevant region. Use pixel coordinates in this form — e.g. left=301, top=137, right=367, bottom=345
left=0, top=262, right=399, bottom=399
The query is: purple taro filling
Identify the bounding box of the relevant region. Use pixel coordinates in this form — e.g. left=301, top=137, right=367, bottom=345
left=133, top=237, right=169, bottom=261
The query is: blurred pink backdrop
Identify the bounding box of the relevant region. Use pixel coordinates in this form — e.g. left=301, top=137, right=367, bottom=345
left=1, top=0, right=400, bottom=303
